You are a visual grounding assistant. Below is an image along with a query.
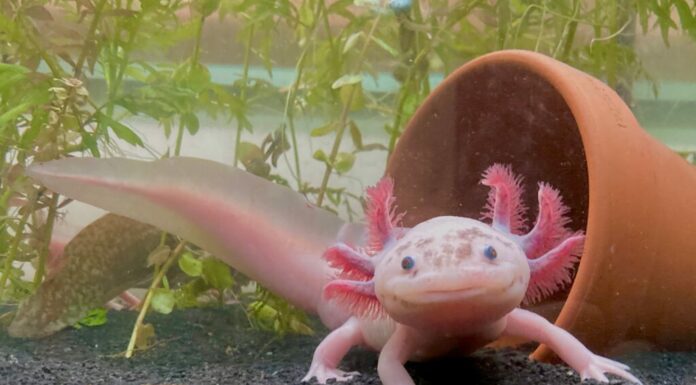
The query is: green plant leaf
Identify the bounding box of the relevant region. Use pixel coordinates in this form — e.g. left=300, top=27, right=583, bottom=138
left=151, top=288, right=176, bottom=314
left=202, top=258, right=234, bottom=291
left=20, top=113, right=44, bottom=149
left=343, top=32, right=363, bottom=54
left=496, top=0, right=510, bottom=49
left=97, top=112, right=144, bottom=147
left=76, top=307, right=108, bottom=328
left=135, top=323, right=156, bottom=350
left=182, top=112, right=200, bottom=135
left=0, top=62, right=29, bottom=75
left=288, top=316, right=314, bottom=335
left=178, top=251, right=203, bottom=277
left=187, top=62, right=212, bottom=92
left=195, top=0, right=221, bottom=17
left=370, top=35, right=399, bottom=57
left=334, top=152, right=355, bottom=174
left=174, top=278, right=208, bottom=308
left=237, top=141, right=270, bottom=177
left=0, top=72, right=28, bottom=91
left=331, top=74, right=363, bottom=89
left=237, top=141, right=264, bottom=163
left=674, top=0, right=696, bottom=35
left=80, top=131, right=100, bottom=157
left=0, top=102, right=33, bottom=130
left=339, top=83, right=365, bottom=111
left=349, top=120, right=363, bottom=149
left=248, top=300, right=278, bottom=330
left=310, top=122, right=337, bottom=137
left=147, top=245, right=171, bottom=267
left=360, top=143, right=388, bottom=152
left=313, top=149, right=328, bottom=163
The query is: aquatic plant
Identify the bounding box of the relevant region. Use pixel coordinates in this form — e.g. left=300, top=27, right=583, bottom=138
left=1, top=0, right=695, bottom=348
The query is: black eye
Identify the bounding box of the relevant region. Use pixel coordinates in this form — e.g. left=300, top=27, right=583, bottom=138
left=483, top=246, right=497, bottom=260
left=401, top=256, right=415, bottom=270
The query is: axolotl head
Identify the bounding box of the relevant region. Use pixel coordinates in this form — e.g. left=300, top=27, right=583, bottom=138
left=373, top=216, right=529, bottom=332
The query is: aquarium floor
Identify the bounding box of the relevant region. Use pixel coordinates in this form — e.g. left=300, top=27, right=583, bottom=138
left=0, top=307, right=693, bottom=385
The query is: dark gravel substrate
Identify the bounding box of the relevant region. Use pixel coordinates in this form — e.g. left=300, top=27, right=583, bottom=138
left=1, top=306, right=694, bottom=385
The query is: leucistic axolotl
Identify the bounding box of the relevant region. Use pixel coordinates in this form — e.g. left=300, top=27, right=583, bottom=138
left=303, top=164, right=642, bottom=385
left=25, top=158, right=640, bottom=384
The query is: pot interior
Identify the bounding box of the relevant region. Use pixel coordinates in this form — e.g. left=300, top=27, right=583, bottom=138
left=387, top=60, right=590, bottom=302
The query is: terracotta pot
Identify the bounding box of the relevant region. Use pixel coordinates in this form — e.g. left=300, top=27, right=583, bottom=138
left=386, top=49, right=696, bottom=360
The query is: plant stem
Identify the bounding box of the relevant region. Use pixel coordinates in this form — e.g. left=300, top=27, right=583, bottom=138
left=281, top=0, right=325, bottom=191
left=534, top=4, right=547, bottom=52
left=553, top=0, right=580, bottom=59
left=106, top=7, right=144, bottom=117
left=0, top=208, right=31, bottom=300
left=605, top=0, right=618, bottom=88
left=127, top=9, right=202, bottom=358
left=233, top=23, right=255, bottom=168
left=175, top=121, right=185, bottom=156
left=191, top=15, right=206, bottom=72
left=20, top=18, right=64, bottom=78
left=32, top=193, right=59, bottom=288
left=386, top=83, right=410, bottom=156
left=318, top=1, right=336, bottom=52
left=75, top=0, right=108, bottom=78
left=283, top=51, right=307, bottom=191
left=125, top=241, right=186, bottom=359
left=174, top=13, right=206, bottom=157
left=386, top=0, right=430, bottom=157
left=315, top=12, right=383, bottom=207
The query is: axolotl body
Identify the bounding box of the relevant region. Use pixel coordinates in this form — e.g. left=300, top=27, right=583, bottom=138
left=25, top=158, right=641, bottom=385
left=302, top=165, right=640, bottom=385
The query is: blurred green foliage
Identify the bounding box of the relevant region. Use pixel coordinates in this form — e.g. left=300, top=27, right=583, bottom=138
left=0, top=0, right=695, bottom=341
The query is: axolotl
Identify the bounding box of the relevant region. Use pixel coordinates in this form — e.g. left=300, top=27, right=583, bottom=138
left=25, top=157, right=641, bottom=384
left=301, top=164, right=640, bottom=385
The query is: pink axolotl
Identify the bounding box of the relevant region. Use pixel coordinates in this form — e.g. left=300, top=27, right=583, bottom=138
left=301, top=164, right=640, bottom=385
left=25, top=158, right=641, bottom=384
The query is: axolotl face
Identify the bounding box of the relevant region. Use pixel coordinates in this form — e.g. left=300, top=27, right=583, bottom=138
left=373, top=216, right=529, bottom=333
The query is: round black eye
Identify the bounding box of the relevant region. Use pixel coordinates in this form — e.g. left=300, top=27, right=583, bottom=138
left=401, top=256, right=415, bottom=270
left=483, top=246, right=497, bottom=260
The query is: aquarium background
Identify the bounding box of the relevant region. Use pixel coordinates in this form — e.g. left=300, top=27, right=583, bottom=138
left=1, top=0, right=696, bottom=374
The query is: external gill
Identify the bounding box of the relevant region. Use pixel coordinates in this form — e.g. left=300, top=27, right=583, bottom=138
left=322, top=244, right=383, bottom=319
left=364, top=177, right=404, bottom=254
left=480, top=164, right=528, bottom=235
left=324, top=243, right=375, bottom=281
left=321, top=177, right=404, bottom=319
left=480, top=164, right=584, bottom=304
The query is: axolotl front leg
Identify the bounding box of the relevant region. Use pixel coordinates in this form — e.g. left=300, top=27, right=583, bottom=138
left=302, top=317, right=364, bottom=383
left=503, top=308, right=642, bottom=384
left=376, top=323, right=422, bottom=385
left=372, top=312, right=643, bottom=385
left=303, top=318, right=420, bottom=385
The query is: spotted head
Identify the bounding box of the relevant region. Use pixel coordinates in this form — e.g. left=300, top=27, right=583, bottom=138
left=373, top=216, right=530, bottom=331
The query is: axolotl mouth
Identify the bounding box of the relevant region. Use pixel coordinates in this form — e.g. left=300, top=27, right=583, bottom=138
left=416, top=286, right=488, bottom=303
left=382, top=268, right=524, bottom=306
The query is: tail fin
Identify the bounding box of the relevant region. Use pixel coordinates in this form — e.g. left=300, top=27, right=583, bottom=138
left=27, top=157, right=361, bottom=313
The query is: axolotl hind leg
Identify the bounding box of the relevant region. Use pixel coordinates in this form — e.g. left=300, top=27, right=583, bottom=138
left=503, top=308, right=642, bottom=384
left=302, top=317, right=363, bottom=383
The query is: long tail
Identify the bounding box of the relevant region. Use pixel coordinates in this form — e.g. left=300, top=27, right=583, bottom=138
left=27, top=157, right=364, bottom=317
